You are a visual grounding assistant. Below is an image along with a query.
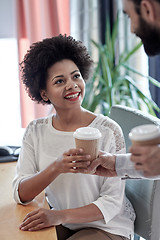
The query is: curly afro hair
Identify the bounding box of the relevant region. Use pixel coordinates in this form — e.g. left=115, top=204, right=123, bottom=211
left=20, top=34, right=94, bottom=105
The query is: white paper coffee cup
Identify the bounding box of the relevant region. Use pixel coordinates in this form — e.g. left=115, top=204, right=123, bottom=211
left=129, top=124, right=160, bottom=146
left=73, top=127, right=102, bottom=160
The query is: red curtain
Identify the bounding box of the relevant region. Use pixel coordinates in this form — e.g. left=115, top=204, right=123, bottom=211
left=16, top=0, right=70, bottom=128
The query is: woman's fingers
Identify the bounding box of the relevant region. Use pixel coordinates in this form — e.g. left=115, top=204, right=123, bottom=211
left=19, top=208, right=63, bottom=232
left=20, top=208, right=54, bottom=231
left=22, top=209, right=39, bottom=222
left=71, top=159, right=90, bottom=168
left=63, top=149, right=91, bottom=167
left=64, top=148, right=84, bottom=156
left=20, top=210, right=42, bottom=231
left=26, top=223, right=45, bottom=231
left=20, top=219, right=44, bottom=231
left=56, top=148, right=92, bottom=173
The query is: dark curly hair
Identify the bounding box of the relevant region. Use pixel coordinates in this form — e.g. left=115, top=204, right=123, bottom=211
left=20, top=34, right=94, bottom=104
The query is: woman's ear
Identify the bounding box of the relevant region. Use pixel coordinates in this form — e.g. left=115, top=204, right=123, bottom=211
left=40, top=89, right=49, bottom=102
left=141, top=0, right=156, bottom=23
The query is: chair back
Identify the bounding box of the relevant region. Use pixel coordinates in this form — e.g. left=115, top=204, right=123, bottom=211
left=110, top=105, right=160, bottom=240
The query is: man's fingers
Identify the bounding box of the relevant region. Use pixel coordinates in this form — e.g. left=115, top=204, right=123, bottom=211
left=88, top=159, right=101, bottom=171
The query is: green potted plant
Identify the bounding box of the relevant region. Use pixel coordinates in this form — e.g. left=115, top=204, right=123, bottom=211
left=82, top=16, right=160, bottom=116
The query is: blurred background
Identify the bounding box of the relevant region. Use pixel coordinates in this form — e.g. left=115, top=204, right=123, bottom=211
left=0, top=0, right=159, bottom=147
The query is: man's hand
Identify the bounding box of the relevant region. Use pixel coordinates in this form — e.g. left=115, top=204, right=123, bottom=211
left=130, top=144, right=160, bottom=176
left=86, top=151, right=117, bottom=177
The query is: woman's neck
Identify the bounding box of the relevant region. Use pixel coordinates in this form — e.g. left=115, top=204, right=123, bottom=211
left=52, top=107, right=96, bottom=132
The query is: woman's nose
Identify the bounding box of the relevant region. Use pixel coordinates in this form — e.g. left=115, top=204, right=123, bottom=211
left=65, top=80, right=78, bottom=90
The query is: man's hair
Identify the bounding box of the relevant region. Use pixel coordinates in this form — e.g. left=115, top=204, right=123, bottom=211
left=130, top=0, right=160, bottom=14
left=131, top=0, right=160, bottom=4
left=20, top=34, right=94, bottom=104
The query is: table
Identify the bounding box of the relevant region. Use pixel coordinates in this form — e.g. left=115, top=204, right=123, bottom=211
left=0, top=162, right=57, bottom=240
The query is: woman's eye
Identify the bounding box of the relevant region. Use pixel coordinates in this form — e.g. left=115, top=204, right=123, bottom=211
left=55, top=79, right=64, bottom=84
left=74, top=74, right=81, bottom=79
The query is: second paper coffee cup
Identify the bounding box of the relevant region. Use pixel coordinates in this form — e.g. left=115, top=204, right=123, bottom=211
left=129, top=124, right=160, bottom=146
left=73, top=127, right=102, bottom=160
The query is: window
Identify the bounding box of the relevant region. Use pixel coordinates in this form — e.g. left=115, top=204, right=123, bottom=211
left=0, top=38, right=23, bottom=146
left=70, top=0, right=100, bottom=60
left=70, top=0, right=152, bottom=118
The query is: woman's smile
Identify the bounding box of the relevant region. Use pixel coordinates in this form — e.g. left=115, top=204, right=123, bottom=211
left=64, top=92, right=81, bottom=101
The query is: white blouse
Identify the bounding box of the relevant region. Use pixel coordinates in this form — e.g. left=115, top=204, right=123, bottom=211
left=13, top=114, right=135, bottom=239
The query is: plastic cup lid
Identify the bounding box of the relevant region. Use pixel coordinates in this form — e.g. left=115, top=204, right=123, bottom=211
left=73, top=127, right=102, bottom=140
left=129, top=124, right=160, bottom=141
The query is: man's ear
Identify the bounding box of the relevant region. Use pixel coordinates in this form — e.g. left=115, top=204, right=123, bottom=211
left=40, top=89, right=49, bottom=101
left=141, top=0, right=156, bottom=23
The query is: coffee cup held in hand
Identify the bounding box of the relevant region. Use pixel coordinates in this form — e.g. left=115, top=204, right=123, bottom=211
left=129, top=124, right=160, bottom=146
left=73, top=127, right=102, bottom=160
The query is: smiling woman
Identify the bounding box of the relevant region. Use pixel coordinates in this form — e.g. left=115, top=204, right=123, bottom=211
left=12, top=34, right=135, bottom=240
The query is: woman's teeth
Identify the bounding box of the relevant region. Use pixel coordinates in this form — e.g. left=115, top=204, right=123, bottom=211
left=65, top=93, right=79, bottom=99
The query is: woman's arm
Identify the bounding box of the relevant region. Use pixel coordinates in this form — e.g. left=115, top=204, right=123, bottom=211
left=20, top=176, right=125, bottom=232
left=18, top=163, right=59, bottom=203
left=19, top=203, right=103, bottom=231
left=18, top=148, right=91, bottom=203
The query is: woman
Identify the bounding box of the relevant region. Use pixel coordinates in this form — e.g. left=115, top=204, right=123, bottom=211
left=13, top=34, right=135, bottom=240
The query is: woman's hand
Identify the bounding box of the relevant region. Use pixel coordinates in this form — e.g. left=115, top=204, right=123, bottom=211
left=54, top=148, right=91, bottom=174
left=20, top=203, right=103, bottom=231
left=18, top=148, right=91, bottom=204
left=19, top=208, right=62, bottom=231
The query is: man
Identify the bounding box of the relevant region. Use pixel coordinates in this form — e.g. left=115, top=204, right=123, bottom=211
left=122, top=0, right=160, bottom=56
left=86, top=0, right=160, bottom=178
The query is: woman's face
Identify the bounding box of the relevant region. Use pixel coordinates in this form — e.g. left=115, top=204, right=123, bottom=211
left=40, top=59, right=85, bottom=111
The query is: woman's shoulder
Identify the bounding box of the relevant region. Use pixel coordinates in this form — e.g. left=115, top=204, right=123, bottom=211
left=91, top=114, right=122, bottom=133
left=28, top=115, right=52, bottom=127
left=23, top=115, right=52, bottom=140
left=92, top=114, right=125, bottom=152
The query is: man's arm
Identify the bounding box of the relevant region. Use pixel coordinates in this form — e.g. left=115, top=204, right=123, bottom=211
left=85, top=151, right=160, bottom=179
left=115, top=153, right=144, bottom=179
